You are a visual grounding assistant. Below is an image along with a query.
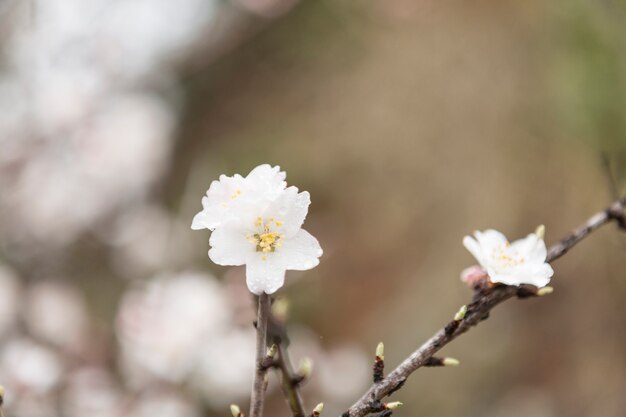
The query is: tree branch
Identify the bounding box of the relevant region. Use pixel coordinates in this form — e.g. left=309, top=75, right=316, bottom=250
left=267, top=302, right=308, bottom=417
left=343, top=195, right=626, bottom=417
left=277, top=343, right=307, bottom=417
left=250, top=293, right=272, bottom=417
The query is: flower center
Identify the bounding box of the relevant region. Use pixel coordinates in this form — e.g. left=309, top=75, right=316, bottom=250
left=247, top=217, right=285, bottom=255
left=491, top=244, right=525, bottom=269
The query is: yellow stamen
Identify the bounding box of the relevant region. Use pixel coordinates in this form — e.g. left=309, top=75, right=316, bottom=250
left=250, top=216, right=284, bottom=253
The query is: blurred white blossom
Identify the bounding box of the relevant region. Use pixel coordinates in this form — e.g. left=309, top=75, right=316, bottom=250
left=116, top=271, right=232, bottom=383
left=0, top=0, right=218, bottom=248
left=0, top=338, right=64, bottom=394
left=106, top=204, right=193, bottom=277
left=316, top=344, right=370, bottom=402
left=191, top=328, right=256, bottom=406
left=62, top=367, right=123, bottom=417
left=24, top=281, right=88, bottom=352
left=128, top=390, right=200, bottom=417
left=0, top=266, right=21, bottom=339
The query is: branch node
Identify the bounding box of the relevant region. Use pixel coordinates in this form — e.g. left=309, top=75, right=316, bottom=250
left=515, top=285, right=537, bottom=299
left=444, top=320, right=460, bottom=336
left=259, top=357, right=279, bottom=370
left=424, top=356, right=459, bottom=367
left=369, top=400, right=385, bottom=413
left=373, top=342, right=385, bottom=383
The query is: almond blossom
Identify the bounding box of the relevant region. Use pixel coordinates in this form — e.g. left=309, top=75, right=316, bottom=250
left=192, top=164, right=322, bottom=294
left=462, top=228, right=553, bottom=288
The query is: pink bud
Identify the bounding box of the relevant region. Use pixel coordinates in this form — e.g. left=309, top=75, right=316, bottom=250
left=460, top=265, right=489, bottom=289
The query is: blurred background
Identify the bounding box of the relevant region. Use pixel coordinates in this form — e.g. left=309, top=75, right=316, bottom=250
left=1, top=0, right=625, bottom=416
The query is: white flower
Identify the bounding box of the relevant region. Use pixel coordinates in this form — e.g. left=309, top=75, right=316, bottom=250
left=192, top=164, right=323, bottom=295
left=116, top=272, right=230, bottom=383
left=0, top=338, right=64, bottom=394
left=462, top=228, right=553, bottom=288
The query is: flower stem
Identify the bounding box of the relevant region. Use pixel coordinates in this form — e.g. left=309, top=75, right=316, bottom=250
left=250, top=293, right=272, bottom=417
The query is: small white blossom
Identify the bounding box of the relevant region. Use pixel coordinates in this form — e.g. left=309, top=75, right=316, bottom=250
left=463, top=229, right=553, bottom=288
left=192, top=164, right=323, bottom=295
left=116, top=272, right=230, bottom=383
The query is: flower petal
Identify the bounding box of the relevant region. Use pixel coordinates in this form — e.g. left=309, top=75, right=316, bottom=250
left=463, top=235, right=485, bottom=266
left=526, top=263, right=554, bottom=288
left=246, top=164, right=286, bottom=186
left=485, top=266, right=518, bottom=286
left=208, top=223, right=252, bottom=266
left=265, top=187, right=310, bottom=238
left=280, top=229, right=323, bottom=271
left=475, top=229, right=508, bottom=251
left=510, top=233, right=547, bottom=262
left=191, top=210, right=209, bottom=230
left=245, top=255, right=286, bottom=295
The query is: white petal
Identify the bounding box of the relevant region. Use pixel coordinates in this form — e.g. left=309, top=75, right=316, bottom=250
left=193, top=175, right=248, bottom=231
left=463, top=235, right=485, bottom=266
left=246, top=164, right=287, bottom=201
left=529, top=236, right=548, bottom=262
left=280, top=229, right=323, bottom=271
left=510, top=233, right=547, bottom=261
left=485, top=266, right=520, bottom=286
left=487, top=263, right=554, bottom=287
left=526, top=263, right=554, bottom=287
left=265, top=187, right=310, bottom=238
left=245, top=255, right=286, bottom=295
left=208, top=223, right=252, bottom=266
left=246, top=164, right=286, bottom=184
left=191, top=211, right=208, bottom=230
left=475, top=229, right=509, bottom=251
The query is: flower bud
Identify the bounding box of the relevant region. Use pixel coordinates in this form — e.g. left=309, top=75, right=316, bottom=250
left=312, top=403, right=324, bottom=416
left=298, top=357, right=313, bottom=379
left=537, top=286, right=553, bottom=296
left=385, top=401, right=403, bottom=410
left=230, top=404, right=242, bottom=417
left=454, top=305, right=467, bottom=321
left=376, top=342, right=384, bottom=360
left=266, top=344, right=278, bottom=358
left=442, top=357, right=460, bottom=366
left=535, top=224, right=546, bottom=240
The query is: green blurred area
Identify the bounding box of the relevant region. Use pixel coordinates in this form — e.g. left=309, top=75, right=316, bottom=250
left=169, top=0, right=626, bottom=416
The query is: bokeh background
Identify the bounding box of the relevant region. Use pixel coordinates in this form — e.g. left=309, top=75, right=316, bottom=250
left=1, top=0, right=625, bottom=416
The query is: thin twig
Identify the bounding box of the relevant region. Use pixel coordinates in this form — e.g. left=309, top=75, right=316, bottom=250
left=250, top=293, right=272, bottom=417
left=267, top=303, right=307, bottom=417
left=277, top=343, right=307, bottom=417
left=343, top=195, right=626, bottom=417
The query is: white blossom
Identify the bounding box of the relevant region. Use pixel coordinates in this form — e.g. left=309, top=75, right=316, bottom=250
left=0, top=338, right=63, bottom=394
left=0, top=266, right=20, bottom=338
left=192, top=164, right=323, bottom=295
left=116, top=272, right=230, bottom=383
left=24, top=282, right=88, bottom=351
left=463, top=229, right=553, bottom=288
